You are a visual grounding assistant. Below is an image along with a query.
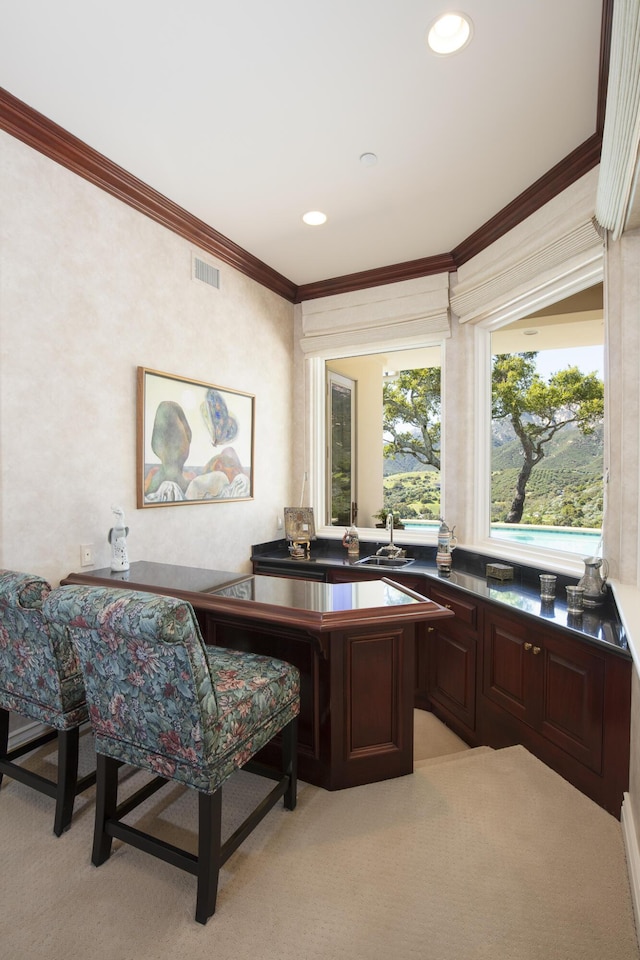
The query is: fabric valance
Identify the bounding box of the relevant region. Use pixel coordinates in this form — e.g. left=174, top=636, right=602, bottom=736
left=299, top=274, right=450, bottom=357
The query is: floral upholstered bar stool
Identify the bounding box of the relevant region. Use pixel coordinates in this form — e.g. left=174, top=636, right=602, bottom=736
left=0, top=569, right=95, bottom=835
left=44, top=584, right=300, bottom=924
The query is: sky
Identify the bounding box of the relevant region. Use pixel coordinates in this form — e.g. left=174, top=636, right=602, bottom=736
left=533, top=345, right=604, bottom=380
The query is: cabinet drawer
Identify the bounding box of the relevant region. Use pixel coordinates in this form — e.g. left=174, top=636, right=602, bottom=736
left=429, top=587, right=478, bottom=630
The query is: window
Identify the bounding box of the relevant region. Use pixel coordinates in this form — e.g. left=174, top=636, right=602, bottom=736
left=319, top=345, right=442, bottom=536
left=327, top=370, right=356, bottom=525
left=488, top=284, right=604, bottom=557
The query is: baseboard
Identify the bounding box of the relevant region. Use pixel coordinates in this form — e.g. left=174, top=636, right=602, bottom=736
left=621, top=793, right=640, bottom=934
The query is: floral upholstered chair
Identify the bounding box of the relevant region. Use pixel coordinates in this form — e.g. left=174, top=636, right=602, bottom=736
left=0, top=569, right=95, bottom=835
left=44, top=584, right=300, bottom=924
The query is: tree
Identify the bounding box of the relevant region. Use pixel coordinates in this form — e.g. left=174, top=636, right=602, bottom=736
left=383, top=367, right=441, bottom=470
left=492, top=352, right=604, bottom=523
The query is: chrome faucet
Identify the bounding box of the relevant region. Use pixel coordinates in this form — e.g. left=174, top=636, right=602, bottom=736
left=376, top=513, right=405, bottom=559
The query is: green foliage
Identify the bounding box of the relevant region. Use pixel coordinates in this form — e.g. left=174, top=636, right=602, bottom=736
left=384, top=465, right=602, bottom=529
left=379, top=355, right=604, bottom=529
left=383, top=367, right=441, bottom=470
left=491, top=353, right=604, bottom=523
left=382, top=471, right=441, bottom=519
left=491, top=466, right=603, bottom=526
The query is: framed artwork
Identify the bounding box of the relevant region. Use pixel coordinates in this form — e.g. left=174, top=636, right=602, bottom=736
left=137, top=367, right=255, bottom=507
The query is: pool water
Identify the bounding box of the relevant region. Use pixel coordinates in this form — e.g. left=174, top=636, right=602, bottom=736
left=490, top=525, right=602, bottom=554
left=403, top=521, right=602, bottom=556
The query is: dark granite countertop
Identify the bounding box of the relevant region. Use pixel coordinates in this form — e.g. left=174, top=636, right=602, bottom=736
left=251, top=538, right=629, bottom=657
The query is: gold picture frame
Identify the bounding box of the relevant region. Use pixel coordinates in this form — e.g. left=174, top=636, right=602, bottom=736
left=137, top=366, right=255, bottom=507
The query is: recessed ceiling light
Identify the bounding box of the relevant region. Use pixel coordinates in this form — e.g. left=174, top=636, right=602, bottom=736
left=523, top=329, right=539, bottom=336
left=427, top=12, right=473, bottom=55
left=302, top=211, right=327, bottom=226
left=360, top=152, right=378, bottom=167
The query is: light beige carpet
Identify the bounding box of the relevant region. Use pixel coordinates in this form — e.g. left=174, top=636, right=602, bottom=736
left=1, top=718, right=638, bottom=960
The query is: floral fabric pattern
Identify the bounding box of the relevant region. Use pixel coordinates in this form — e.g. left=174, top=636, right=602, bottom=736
left=43, top=585, right=300, bottom=794
left=0, top=569, right=88, bottom=730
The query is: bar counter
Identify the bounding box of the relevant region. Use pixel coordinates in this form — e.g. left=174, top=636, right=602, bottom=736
left=62, top=561, right=453, bottom=790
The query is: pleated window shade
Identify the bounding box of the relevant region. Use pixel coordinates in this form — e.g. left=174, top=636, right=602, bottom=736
left=595, top=0, right=640, bottom=239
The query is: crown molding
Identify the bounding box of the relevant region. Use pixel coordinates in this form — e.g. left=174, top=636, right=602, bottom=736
left=0, top=87, right=297, bottom=303
left=0, top=0, right=611, bottom=306
left=451, top=134, right=602, bottom=268
left=296, top=136, right=603, bottom=303
left=294, top=253, right=456, bottom=303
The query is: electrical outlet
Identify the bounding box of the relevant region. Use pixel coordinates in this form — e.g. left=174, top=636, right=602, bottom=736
left=80, top=543, right=93, bottom=567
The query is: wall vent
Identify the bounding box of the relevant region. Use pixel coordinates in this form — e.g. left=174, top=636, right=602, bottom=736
left=192, top=255, right=220, bottom=289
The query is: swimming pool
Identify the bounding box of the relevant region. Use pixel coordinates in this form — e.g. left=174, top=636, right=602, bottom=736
left=403, top=521, right=602, bottom=555
left=489, top=525, right=602, bottom=554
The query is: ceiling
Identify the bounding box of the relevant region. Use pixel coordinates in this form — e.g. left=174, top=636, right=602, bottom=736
left=0, top=1, right=605, bottom=290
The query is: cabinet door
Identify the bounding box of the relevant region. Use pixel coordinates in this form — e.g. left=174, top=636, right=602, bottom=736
left=482, top=610, right=535, bottom=726
left=427, top=620, right=477, bottom=732
left=482, top=610, right=606, bottom=775
left=537, top=631, right=604, bottom=774
left=424, top=583, right=479, bottom=735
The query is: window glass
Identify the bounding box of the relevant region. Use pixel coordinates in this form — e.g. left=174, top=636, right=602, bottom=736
left=325, top=346, right=441, bottom=533
left=327, top=371, right=355, bottom=526
left=489, top=285, right=604, bottom=556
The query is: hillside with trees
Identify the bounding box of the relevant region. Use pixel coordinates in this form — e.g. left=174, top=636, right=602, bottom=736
left=382, top=354, right=604, bottom=529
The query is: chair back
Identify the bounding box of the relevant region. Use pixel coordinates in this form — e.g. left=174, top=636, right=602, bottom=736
left=0, top=569, right=87, bottom=729
left=43, top=585, right=219, bottom=785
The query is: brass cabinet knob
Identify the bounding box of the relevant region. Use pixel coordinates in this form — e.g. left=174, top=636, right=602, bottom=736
left=524, top=642, right=533, bottom=651
left=533, top=646, right=541, bottom=655
left=427, top=626, right=435, bottom=633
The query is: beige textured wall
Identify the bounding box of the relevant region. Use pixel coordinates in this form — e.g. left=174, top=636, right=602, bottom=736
left=604, top=229, right=640, bottom=585
left=606, top=228, right=640, bottom=832
left=0, top=132, right=295, bottom=585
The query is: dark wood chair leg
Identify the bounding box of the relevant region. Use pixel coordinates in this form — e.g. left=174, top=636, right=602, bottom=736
left=92, top=753, right=119, bottom=866
left=195, top=789, right=222, bottom=925
left=0, top=708, right=8, bottom=789
left=283, top=716, right=298, bottom=811
left=53, top=727, right=80, bottom=836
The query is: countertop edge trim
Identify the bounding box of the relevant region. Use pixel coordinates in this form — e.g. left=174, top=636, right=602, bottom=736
left=610, top=581, right=640, bottom=674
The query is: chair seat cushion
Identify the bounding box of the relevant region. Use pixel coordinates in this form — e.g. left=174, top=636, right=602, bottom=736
left=94, top=645, right=300, bottom=794
left=204, top=646, right=300, bottom=783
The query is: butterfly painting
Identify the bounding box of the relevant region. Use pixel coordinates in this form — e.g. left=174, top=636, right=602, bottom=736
left=138, top=367, right=254, bottom=508
left=200, top=388, right=238, bottom=447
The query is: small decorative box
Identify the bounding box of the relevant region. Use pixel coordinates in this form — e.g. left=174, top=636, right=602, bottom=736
left=486, top=563, right=514, bottom=581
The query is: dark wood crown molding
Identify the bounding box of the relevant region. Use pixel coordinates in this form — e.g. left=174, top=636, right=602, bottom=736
left=451, top=133, right=602, bottom=268
left=0, top=0, right=611, bottom=305
left=597, top=0, right=614, bottom=135
left=294, top=253, right=457, bottom=303
left=295, top=134, right=602, bottom=302
left=0, top=87, right=297, bottom=303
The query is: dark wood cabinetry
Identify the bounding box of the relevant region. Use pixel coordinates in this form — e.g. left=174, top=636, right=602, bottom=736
left=252, top=552, right=632, bottom=816
left=64, top=562, right=452, bottom=792
left=480, top=606, right=629, bottom=816
left=482, top=608, right=605, bottom=767
left=423, top=583, right=480, bottom=742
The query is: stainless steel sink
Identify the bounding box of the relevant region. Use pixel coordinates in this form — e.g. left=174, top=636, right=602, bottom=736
left=355, top=555, right=415, bottom=568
